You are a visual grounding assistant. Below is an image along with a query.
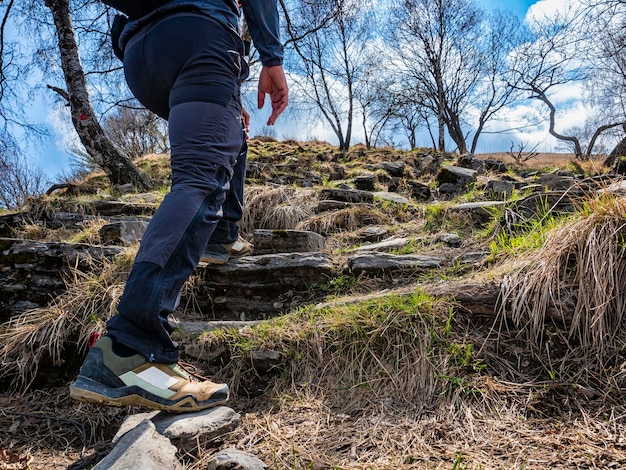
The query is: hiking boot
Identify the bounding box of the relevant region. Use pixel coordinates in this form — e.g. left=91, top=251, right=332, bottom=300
left=200, top=235, right=254, bottom=264
left=69, top=336, right=229, bottom=413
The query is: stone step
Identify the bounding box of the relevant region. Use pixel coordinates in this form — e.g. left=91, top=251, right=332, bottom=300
left=0, top=237, right=451, bottom=322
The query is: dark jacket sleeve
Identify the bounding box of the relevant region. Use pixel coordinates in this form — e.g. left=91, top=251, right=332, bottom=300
left=241, top=0, right=284, bottom=66
left=111, top=14, right=129, bottom=61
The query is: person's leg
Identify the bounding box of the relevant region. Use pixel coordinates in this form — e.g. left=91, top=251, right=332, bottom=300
left=107, top=99, right=242, bottom=362
left=71, top=99, right=241, bottom=411
left=71, top=13, right=246, bottom=411
left=201, top=140, right=254, bottom=264
left=209, top=139, right=247, bottom=245
left=107, top=12, right=246, bottom=362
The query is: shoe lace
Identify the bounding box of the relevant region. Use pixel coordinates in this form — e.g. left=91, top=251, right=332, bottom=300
left=178, top=361, right=209, bottom=382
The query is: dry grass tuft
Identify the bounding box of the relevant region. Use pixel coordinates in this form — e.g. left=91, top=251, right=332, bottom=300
left=297, top=206, right=393, bottom=236
left=67, top=218, right=109, bottom=245
left=241, top=186, right=317, bottom=235
left=499, top=193, right=626, bottom=366
left=0, top=384, right=134, bottom=470
left=27, top=195, right=97, bottom=220
left=13, top=222, right=49, bottom=240
left=0, top=253, right=131, bottom=391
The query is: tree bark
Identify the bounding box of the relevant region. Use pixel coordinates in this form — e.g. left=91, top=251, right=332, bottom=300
left=605, top=125, right=626, bottom=168
left=44, top=0, right=155, bottom=190
left=586, top=121, right=625, bottom=160
left=446, top=109, right=467, bottom=154
left=531, top=85, right=583, bottom=159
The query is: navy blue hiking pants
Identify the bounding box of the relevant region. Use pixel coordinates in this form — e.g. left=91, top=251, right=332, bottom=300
left=106, top=12, right=248, bottom=363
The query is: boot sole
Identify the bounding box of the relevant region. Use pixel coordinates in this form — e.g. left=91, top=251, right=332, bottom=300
left=200, top=253, right=253, bottom=264
left=199, top=256, right=229, bottom=264
left=70, top=383, right=228, bottom=413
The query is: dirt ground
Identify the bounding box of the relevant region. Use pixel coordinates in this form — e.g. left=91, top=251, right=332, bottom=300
left=3, top=365, right=626, bottom=469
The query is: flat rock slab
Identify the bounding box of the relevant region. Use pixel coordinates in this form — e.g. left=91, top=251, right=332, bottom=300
left=315, top=200, right=371, bottom=212
left=0, top=238, right=124, bottom=321
left=90, top=199, right=158, bottom=216
left=114, top=406, right=241, bottom=449
left=252, top=229, right=325, bottom=255
left=207, top=448, right=267, bottom=469
left=458, top=251, right=490, bottom=264
left=353, top=174, right=376, bottom=191
left=113, top=412, right=159, bottom=444
left=448, top=201, right=507, bottom=225
left=439, top=233, right=462, bottom=247
left=485, top=180, right=514, bottom=199
left=347, top=253, right=441, bottom=274
left=199, top=252, right=333, bottom=284
left=41, top=212, right=151, bottom=231
left=352, top=237, right=410, bottom=253
left=195, top=252, right=334, bottom=319
left=356, top=226, right=388, bottom=242
left=171, top=320, right=260, bottom=335
left=437, top=165, right=478, bottom=185
left=155, top=406, right=241, bottom=445
left=449, top=201, right=507, bottom=211
left=319, top=188, right=374, bottom=203
left=95, top=419, right=182, bottom=470
left=365, top=161, right=406, bottom=177
left=99, top=220, right=150, bottom=246
left=373, top=192, right=411, bottom=205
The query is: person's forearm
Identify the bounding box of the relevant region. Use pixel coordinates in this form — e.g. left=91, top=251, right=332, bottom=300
left=241, top=0, right=283, bottom=66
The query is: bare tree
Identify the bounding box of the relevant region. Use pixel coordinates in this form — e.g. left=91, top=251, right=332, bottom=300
left=581, top=0, right=626, bottom=162
left=353, top=50, right=395, bottom=149
left=510, top=5, right=625, bottom=160
left=390, top=0, right=485, bottom=154
left=379, top=78, right=431, bottom=150
left=282, top=0, right=372, bottom=150
left=0, top=0, right=16, bottom=112
left=388, top=0, right=534, bottom=155
left=468, top=9, right=529, bottom=154
left=41, top=0, right=154, bottom=188
left=0, top=0, right=58, bottom=208
left=0, top=138, right=47, bottom=209
left=0, top=0, right=45, bottom=136
left=3, top=0, right=153, bottom=189
left=103, top=104, right=169, bottom=159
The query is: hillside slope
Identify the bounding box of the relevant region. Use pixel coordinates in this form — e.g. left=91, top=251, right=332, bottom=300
left=1, top=141, right=626, bottom=469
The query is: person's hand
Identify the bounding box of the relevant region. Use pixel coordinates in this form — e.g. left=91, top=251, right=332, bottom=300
left=241, top=107, right=250, bottom=139
left=257, top=65, right=288, bottom=125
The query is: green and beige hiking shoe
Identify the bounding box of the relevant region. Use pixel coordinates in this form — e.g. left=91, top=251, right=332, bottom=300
left=69, top=336, right=228, bottom=413
left=200, top=235, right=253, bottom=264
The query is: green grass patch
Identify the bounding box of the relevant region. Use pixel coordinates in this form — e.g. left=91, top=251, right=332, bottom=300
left=196, top=289, right=484, bottom=410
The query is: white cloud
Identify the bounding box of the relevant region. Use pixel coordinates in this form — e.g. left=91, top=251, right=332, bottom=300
left=46, top=105, right=81, bottom=153
left=526, top=0, right=583, bottom=22
left=41, top=105, right=79, bottom=176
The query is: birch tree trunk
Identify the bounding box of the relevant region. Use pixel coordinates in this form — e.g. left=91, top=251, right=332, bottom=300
left=44, top=0, right=155, bottom=190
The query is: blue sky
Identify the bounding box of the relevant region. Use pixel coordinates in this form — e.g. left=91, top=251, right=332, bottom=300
left=478, top=0, right=535, bottom=18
